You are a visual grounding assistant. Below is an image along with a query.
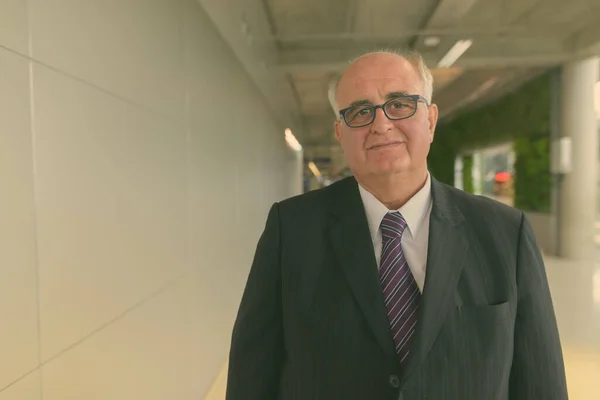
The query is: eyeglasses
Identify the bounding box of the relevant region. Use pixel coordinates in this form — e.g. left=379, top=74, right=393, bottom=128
left=338, top=95, right=430, bottom=128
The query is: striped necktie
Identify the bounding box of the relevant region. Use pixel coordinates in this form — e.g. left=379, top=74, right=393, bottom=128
left=379, top=212, right=421, bottom=365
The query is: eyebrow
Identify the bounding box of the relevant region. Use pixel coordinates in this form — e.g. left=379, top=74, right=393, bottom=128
left=386, top=91, right=411, bottom=99
left=347, top=91, right=412, bottom=108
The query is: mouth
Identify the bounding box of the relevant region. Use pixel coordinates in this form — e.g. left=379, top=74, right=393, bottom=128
left=367, top=142, right=404, bottom=150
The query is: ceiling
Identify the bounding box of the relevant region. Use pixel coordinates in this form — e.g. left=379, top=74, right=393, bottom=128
left=198, top=0, right=600, bottom=179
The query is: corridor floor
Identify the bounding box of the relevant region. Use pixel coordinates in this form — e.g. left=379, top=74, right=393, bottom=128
left=544, top=256, right=600, bottom=398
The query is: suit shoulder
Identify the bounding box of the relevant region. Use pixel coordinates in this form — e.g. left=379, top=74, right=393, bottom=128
left=276, top=177, right=351, bottom=217
left=277, top=183, right=329, bottom=211
left=439, top=181, right=523, bottom=226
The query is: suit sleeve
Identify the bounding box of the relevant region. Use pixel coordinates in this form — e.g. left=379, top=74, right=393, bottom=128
left=509, top=213, right=568, bottom=399
left=226, top=203, right=284, bottom=400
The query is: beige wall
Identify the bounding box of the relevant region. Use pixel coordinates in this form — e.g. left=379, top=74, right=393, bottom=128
left=0, top=0, right=300, bottom=398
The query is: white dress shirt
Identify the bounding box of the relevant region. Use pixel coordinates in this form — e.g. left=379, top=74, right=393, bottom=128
left=358, top=173, right=432, bottom=293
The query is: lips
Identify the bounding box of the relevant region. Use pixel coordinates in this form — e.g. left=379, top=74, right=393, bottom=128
left=367, top=142, right=404, bottom=150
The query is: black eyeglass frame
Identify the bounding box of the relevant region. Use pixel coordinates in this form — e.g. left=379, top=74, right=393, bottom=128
left=338, top=94, right=430, bottom=128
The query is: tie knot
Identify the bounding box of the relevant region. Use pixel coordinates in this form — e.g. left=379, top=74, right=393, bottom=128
left=381, top=212, right=407, bottom=242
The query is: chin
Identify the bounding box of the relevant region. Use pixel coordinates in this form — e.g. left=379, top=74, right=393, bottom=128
left=370, top=159, right=410, bottom=175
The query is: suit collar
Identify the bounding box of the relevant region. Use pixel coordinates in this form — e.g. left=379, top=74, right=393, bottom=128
left=357, top=173, right=432, bottom=242
left=329, top=175, right=463, bottom=222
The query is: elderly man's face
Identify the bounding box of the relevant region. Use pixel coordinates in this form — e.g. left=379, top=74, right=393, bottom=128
left=334, top=53, right=438, bottom=180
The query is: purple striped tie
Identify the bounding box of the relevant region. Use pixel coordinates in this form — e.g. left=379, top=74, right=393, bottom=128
left=379, top=212, right=421, bottom=365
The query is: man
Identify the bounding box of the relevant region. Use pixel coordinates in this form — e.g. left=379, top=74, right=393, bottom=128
left=226, top=50, right=568, bottom=399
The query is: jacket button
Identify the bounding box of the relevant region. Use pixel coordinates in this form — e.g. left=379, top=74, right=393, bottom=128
left=389, top=374, right=400, bottom=388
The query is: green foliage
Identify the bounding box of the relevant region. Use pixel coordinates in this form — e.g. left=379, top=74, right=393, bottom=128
left=513, top=136, right=551, bottom=212
left=462, top=155, right=474, bottom=194
left=428, top=72, right=552, bottom=212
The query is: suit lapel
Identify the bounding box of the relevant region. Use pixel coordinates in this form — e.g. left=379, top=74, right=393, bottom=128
left=401, top=178, right=468, bottom=384
left=329, top=178, right=397, bottom=359
left=327, top=176, right=469, bottom=374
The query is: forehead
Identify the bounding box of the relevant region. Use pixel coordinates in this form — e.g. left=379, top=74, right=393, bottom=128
left=337, top=55, right=423, bottom=106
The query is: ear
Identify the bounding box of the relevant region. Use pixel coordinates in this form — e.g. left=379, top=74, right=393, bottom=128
left=334, top=120, right=343, bottom=143
left=427, top=103, right=439, bottom=143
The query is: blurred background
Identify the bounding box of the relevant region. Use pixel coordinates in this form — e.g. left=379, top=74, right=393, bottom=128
left=1, top=0, right=600, bottom=398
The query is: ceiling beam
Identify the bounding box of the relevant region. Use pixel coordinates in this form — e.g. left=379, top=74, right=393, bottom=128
left=274, top=26, right=539, bottom=42
left=278, top=51, right=571, bottom=74
left=420, top=0, right=481, bottom=28
left=411, top=0, right=482, bottom=63
left=344, top=0, right=357, bottom=33
left=569, top=21, right=600, bottom=55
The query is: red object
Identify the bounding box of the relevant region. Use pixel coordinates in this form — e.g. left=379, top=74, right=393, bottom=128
left=495, top=172, right=510, bottom=183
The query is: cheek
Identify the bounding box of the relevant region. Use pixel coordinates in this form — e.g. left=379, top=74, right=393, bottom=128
left=398, top=128, right=433, bottom=157
left=396, top=120, right=429, bottom=142
left=343, top=130, right=368, bottom=154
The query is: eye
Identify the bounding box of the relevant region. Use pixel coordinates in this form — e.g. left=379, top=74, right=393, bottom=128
left=347, top=106, right=372, bottom=119
left=390, top=100, right=409, bottom=108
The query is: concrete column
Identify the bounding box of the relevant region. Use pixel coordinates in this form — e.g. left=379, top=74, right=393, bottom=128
left=559, top=57, right=599, bottom=261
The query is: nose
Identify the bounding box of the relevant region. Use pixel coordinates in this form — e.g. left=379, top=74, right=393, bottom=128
left=371, top=107, right=393, bottom=134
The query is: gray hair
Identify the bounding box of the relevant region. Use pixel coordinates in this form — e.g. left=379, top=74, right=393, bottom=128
left=327, top=49, right=434, bottom=119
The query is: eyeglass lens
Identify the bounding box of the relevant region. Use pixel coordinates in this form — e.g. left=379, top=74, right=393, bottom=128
left=344, top=97, right=417, bottom=127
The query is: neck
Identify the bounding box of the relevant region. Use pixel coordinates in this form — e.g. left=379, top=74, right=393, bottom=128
left=357, top=168, right=428, bottom=210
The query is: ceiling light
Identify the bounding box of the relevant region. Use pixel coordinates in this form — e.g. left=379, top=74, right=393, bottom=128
left=285, top=128, right=302, bottom=152
left=424, top=36, right=440, bottom=47
left=464, top=76, right=499, bottom=103
left=437, top=39, right=473, bottom=68
left=308, top=162, right=321, bottom=178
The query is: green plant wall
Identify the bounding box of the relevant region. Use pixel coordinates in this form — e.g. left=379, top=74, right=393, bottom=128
left=513, top=135, right=551, bottom=212
left=429, top=72, right=552, bottom=212
left=462, top=155, right=474, bottom=194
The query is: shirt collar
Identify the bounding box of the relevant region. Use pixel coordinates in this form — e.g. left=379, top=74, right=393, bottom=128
left=358, top=173, right=432, bottom=241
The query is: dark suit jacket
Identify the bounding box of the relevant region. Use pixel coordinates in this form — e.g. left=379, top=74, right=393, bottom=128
left=226, top=176, right=568, bottom=400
